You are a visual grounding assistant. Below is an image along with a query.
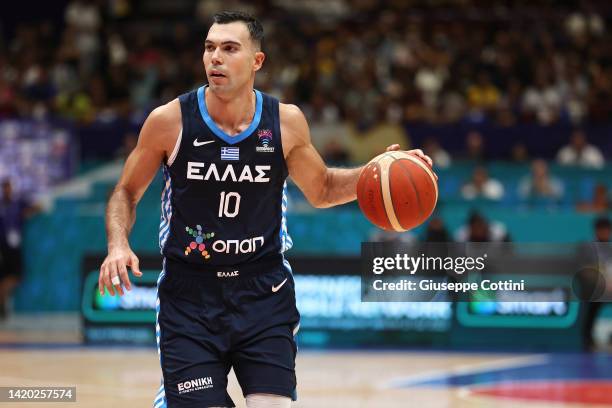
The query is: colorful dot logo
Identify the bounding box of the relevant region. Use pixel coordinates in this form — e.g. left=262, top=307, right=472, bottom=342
left=184, top=224, right=215, bottom=259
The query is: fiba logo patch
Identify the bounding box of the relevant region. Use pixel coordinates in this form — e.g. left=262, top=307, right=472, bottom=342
left=177, top=377, right=213, bottom=394
left=256, top=129, right=275, bottom=152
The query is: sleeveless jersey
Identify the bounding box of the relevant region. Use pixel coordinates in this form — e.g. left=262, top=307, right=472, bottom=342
left=158, top=85, right=292, bottom=267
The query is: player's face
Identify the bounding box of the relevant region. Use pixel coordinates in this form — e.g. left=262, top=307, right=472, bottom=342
left=203, top=23, right=264, bottom=94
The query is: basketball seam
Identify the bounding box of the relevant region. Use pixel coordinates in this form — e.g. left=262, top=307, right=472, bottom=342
left=356, top=161, right=393, bottom=233
left=373, top=152, right=388, bottom=164
left=395, top=153, right=438, bottom=203
left=378, top=155, right=405, bottom=232
left=394, top=160, right=425, bottom=228
left=373, top=163, right=393, bottom=230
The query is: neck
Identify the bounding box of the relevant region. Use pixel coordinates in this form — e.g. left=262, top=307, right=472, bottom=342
left=205, top=86, right=255, bottom=135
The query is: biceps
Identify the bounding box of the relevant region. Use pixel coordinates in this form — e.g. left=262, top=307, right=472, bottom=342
left=116, top=146, right=163, bottom=202
left=287, top=144, right=328, bottom=202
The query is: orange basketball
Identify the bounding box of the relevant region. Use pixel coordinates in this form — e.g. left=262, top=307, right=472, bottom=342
left=356, top=151, right=438, bottom=232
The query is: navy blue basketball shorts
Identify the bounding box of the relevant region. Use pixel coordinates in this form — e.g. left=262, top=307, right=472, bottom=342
left=155, top=255, right=300, bottom=407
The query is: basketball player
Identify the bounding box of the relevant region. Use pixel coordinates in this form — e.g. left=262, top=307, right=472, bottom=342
left=99, top=11, right=433, bottom=408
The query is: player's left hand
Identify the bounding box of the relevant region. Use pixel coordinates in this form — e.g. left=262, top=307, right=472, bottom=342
left=385, top=145, right=437, bottom=179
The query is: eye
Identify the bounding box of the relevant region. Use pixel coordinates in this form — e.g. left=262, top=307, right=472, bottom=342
left=224, top=46, right=236, bottom=52
left=205, top=45, right=215, bottom=52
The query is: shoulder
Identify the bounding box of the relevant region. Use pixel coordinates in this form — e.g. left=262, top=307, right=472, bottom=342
left=585, top=145, right=603, bottom=155
left=147, top=99, right=181, bottom=132
left=140, top=99, right=182, bottom=152
left=279, top=103, right=310, bottom=155
left=279, top=103, right=307, bottom=131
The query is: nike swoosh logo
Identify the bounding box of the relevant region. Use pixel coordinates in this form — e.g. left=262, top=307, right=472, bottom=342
left=272, top=278, right=288, bottom=293
left=193, top=139, right=215, bottom=147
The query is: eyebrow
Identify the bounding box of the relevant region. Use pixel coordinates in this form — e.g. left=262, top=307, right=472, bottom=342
left=205, top=40, right=242, bottom=46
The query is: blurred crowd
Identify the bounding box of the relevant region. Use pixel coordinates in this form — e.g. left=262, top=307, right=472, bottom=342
left=1, top=2, right=611, bottom=133
left=0, top=0, right=610, bottom=194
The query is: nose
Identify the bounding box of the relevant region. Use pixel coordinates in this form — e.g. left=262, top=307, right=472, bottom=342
left=211, top=47, right=222, bottom=65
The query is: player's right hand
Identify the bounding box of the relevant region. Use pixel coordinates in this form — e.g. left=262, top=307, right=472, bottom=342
left=99, top=246, right=143, bottom=296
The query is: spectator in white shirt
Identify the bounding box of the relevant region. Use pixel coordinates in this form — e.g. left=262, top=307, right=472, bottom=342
left=461, top=166, right=505, bottom=200
left=423, top=137, right=452, bottom=169
left=557, top=129, right=605, bottom=169
left=519, top=159, right=564, bottom=200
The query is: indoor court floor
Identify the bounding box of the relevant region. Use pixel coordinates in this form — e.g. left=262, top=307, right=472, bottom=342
left=1, top=315, right=612, bottom=407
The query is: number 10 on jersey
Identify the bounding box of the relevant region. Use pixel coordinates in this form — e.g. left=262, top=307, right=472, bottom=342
left=219, top=191, right=241, bottom=218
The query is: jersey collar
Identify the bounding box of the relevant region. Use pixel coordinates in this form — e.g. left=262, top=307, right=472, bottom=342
left=197, top=85, right=263, bottom=145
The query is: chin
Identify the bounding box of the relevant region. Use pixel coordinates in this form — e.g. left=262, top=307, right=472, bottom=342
left=208, top=81, right=231, bottom=93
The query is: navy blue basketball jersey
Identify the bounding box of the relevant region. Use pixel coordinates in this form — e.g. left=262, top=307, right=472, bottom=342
left=158, top=85, right=292, bottom=267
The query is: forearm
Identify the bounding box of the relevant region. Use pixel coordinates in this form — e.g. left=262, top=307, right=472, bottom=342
left=319, top=166, right=364, bottom=208
left=105, top=186, right=137, bottom=250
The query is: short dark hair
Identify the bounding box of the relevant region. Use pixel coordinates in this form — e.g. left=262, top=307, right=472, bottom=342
left=468, top=211, right=486, bottom=226
left=595, top=216, right=611, bottom=230
left=212, top=11, right=264, bottom=49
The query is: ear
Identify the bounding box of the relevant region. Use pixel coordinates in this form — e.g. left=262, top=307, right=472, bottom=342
left=253, top=51, right=265, bottom=72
